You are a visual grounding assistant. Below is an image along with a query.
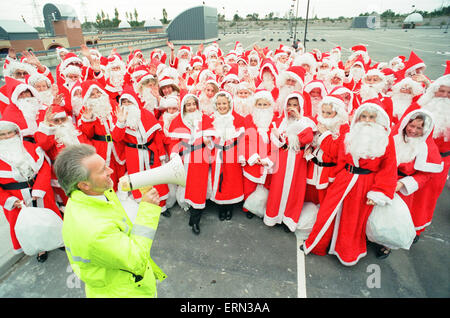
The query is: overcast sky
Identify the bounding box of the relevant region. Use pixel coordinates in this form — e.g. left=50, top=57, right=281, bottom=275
left=1, top=0, right=448, bottom=27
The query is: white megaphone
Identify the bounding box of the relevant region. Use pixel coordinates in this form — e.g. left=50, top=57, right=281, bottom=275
left=119, top=154, right=186, bottom=192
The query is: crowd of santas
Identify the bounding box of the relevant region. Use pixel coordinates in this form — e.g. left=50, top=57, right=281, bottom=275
left=0, top=39, right=449, bottom=266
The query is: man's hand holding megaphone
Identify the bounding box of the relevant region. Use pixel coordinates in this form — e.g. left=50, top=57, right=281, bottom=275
left=119, top=175, right=160, bottom=206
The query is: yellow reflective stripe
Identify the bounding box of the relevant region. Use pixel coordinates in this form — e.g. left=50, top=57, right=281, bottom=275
left=131, top=224, right=156, bottom=240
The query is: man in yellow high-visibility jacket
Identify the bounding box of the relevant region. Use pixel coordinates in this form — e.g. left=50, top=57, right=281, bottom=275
left=54, top=144, right=166, bottom=298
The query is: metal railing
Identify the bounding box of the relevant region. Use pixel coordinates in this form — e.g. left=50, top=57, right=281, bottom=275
left=0, top=32, right=168, bottom=60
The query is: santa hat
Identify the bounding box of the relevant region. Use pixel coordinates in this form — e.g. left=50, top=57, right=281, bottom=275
left=6, top=76, right=40, bottom=106
left=106, top=54, right=125, bottom=72
left=392, top=77, right=424, bottom=96
left=364, top=68, right=386, bottom=81
left=70, top=80, right=82, bottom=100
left=136, top=72, right=156, bottom=86
left=274, top=48, right=288, bottom=60
left=352, top=98, right=390, bottom=131
left=221, top=63, right=240, bottom=87
left=236, top=55, right=248, bottom=65
left=320, top=94, right=348, bottom=121
left=131, top=65, right=150, bottom=81
left=293, top=52, right=317, bottom=72
left=304, top=80, right=328, bottom=98
left=276, top=65, right=306, bottom=88
left=3, top=60, right=36, bottom=78
left=350, top=54, right=367, bottom=71
left=62, top=64, right=82, bottom=78
left=281, top=91, right=305, bottom=118
left=417, top=74, right=450, bottom=106
left=56, top=46, right=69, bottom=55
left=225, top=52, right=237, bottom=63
left=328, top=67, right=345, bottom=80
left=253, top=89, right=274, bottom=105
left=403, top=51, right=426, bottom=76
left=349, top=45, right=370, bottom=65
left=81, top=80, right=107, bottom=104
left=236, top=81, right=253, bottom=93
left=181, top=93, right=199, bottom=113
left=331, top=46, right=341, bottom=53
left=49, top=104, right=67, bottom=119
left=329, top=85, right=355, bottom=113
left=351, top=45, right=367, bottom=53
left=444, top=60, right=450, bottom=76
left=177, top=45, right=192, bottom=58
left=0, top=120, right=20, bottom=133
left=27, top=73, right=51, bottom=88
left=119, top=86, right=142, bottom=108
left=212, top=90, right=234, bottom=114
left=158, top=76, right=180, bottom=96
left=60, top=52, right=82, bottom=72
left=159, top=95, right=180, bottom=110
left=190, top=56, right=204, bottom=68
left=259, top=59, right=279, bottom=81
left=311, top=49, right=323, bottom=62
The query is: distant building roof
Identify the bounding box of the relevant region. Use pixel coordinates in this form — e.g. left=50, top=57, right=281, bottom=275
left=118, top=21, right=131, bottom=28
left=404, top=13, right=423, bottom=23
left=144, top=18, right=163, bottom=28
left=0, top=20, right=38, bottom=34
left=43, top=3, right=78, bottom=20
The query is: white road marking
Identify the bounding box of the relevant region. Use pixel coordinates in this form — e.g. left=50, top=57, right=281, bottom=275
left=295, top=231, right=307, bottom=298
left=349, top=36, right=439, bottom=55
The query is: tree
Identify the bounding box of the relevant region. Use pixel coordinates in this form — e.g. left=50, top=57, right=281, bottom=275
left=233, top=13, right=242, bottom=22
left=161, top=8, right=169, bottom=24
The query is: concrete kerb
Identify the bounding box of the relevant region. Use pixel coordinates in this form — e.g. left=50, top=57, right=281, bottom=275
left=0, top=211, right=25, bottom=279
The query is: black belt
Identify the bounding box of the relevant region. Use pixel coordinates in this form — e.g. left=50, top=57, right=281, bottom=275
left=312, top=157, right=337, bottom=167
left=345, top=164, right=372, bottom=175
left=23, top=136, right=36, bottom=144
left=397, top=169, right=408, bottom=177
left=214, top=139, right=238, bottom=152
left=92, top=134, right=114, bottom=143
left=281, top=144, right=305, bottom=151
left=179, top=141, right=206, bottom=157
left=440, top=151, right=450, bottom=158
left=0, top=175, right=36, bottom=190
left=125, top=141, right=154, bottom=166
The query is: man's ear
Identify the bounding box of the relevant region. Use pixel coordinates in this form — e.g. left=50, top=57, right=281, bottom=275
left=77, top=180, right=91, bottom=192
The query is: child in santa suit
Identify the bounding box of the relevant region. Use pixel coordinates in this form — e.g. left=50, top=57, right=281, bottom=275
left=166, top=94, right=215, bottom=235
left=111, top=88, right=169, bottom=214
left=305, top=95, right=350, bottom=205
left=77, top=80, right=126, bottom=190
left=242, top=90, right=278, bottom=219
left=35, top=105, right=91, bottom=210
left=0, top=120, right=61, bottom=262
left=209, top=91, right=246, bottom=221
left=264, top=92, right=316, bottom=232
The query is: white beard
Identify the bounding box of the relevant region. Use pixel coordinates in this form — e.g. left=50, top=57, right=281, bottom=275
left=310, top=97, right=323, bottom=117
left=247, top=66, right=260, bottom=79
left=86, top=94, right=112, bottom=119
left=238, top=66, right=248, bottom=80
left=141, top=89, right=158, bottom=113
left=350, top=68, right=365, bottom=83
left=64, top=79, right=78, bottom=91
left=252, top=107, right=273, bottom=130
left=198, top=93, right=215, bottom=116
left=345, top=121, right=389, bottom=160
left=71, top=96, right=83, bottom=117
left=54, top=121, right=81, bottom=146
left=38, top=89, right=53, bottom=106
left=316, top=69, right=330, bottom=82
left=125, top=105, right=141, bottom=129
left=213, top=112, right=236, bottom=141
left=207, top=59, right=217, bottom=71
left=391, top=92, right=413, bottom=119
left=277, top=85, right=295, bottom=114
left=223, top=83, right=238, bottom=96
left=162, top=111, right=179, bottom=133
left=359, top=82, right=385, bottom=101
left=183, top=110, right=202, bottom=130
left=260, top=73, right=275, bottom=92
left=421, top=97, right=450, bottom=141
left=394, top=133, right=422, bottom=164
left=317, top=115, right=344, bottom=135
left=276, top=61, right=288, bottom=72
left=108, top=70, right=125, bottom=87
left=286, top=118, right=302, bottom=151
left=16, top=97, right=41, bottom=130
left=304, top=72, right=314, bottom=85
left=177, top=58, right=190, bottom=75
left=0, top=136, right=36, bottom=179
left=234, top=96, right=253, bottom=117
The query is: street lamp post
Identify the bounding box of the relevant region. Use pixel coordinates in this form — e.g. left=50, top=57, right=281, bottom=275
left=304, top=0, right=311, bottom=50
left=293, top=0, right=299, bottom=45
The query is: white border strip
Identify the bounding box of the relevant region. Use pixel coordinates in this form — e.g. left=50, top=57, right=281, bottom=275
left=295, top=232, right=307, bottom=298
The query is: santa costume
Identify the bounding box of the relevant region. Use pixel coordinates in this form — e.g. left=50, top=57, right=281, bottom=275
left=305, top=95, right=350, bottom=204
left=0, top=121, right=61, bottom=254
left=302, top=101, right=397, bottom=266
left=209, top=91, right=246, bottom=219
left=264, top=91, right=316, bottom=231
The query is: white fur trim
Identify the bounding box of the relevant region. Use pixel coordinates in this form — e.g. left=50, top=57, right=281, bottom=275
left=4, top=196, right=19, bottom=211
left=366, top=191, right=392, bottom=206
left=399, top=176, right=419, bottom=196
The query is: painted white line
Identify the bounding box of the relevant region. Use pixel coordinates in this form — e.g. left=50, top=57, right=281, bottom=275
left=295, top=231, right=307, bottom=298
left=350, top=36, right=438, bottom=55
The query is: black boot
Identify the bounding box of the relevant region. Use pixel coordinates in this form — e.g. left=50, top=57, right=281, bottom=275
left=189, top=208, right=202, bottom=235
left=218, top=205, right=226, bottom=221
left=225, top=209, right=233, bottom=220
left=162, top=209, right=171, bottom=217
left=192, top=223, right=200, bottom=235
